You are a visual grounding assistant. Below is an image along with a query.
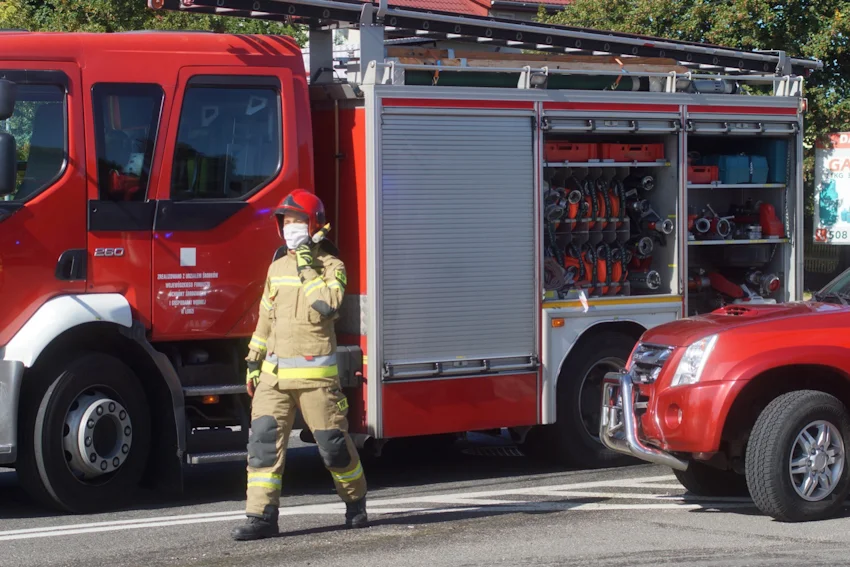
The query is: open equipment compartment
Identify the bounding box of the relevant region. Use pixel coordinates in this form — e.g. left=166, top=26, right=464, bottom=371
left=684, top=120, right=797, bottom=316
left=541, top=127, right=680, bottom=301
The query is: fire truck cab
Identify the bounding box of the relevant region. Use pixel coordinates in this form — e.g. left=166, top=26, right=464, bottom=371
left=0, top=32, right=316, bottom=511
left=0, top=5, right=820, bottom=513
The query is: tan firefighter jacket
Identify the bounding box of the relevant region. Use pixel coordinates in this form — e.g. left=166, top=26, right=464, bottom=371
left=247, top=246, right=347, bottom=389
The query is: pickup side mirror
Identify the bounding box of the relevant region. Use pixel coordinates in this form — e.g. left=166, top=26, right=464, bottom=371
left=0, top=132, right=17, bottom=196
left=0, top=79, right=16, bottom=121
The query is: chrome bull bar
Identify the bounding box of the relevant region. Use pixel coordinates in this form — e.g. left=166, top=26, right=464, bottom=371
left=600, top=371, right=689, bottom=472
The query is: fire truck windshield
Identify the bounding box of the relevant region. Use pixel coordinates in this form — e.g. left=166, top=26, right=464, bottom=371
left=0, top=83, right=65, bottom=203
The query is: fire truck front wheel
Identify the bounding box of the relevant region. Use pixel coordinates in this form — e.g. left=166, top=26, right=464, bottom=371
left=17, top=352, right=152, bottom=513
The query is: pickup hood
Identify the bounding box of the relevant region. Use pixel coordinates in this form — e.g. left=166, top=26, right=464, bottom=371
left=642, top=301, right=850, bottom=347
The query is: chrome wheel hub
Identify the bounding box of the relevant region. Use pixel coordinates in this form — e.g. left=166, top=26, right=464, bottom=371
left=63, top=391, right=132, bottom=479
left=789, top=420, right=845, bottom=502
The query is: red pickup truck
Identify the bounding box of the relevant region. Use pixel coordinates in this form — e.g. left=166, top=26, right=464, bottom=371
left=601, top=269, right=850, bottom=522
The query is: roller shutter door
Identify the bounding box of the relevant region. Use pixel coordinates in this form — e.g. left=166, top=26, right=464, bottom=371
left=379, top=112, right=537, bottom=379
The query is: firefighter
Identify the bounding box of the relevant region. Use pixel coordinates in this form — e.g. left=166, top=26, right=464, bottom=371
left=231, top=189, right=368, bottom=541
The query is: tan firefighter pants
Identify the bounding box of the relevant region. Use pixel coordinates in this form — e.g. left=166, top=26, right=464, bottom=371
left=245, top=378, right=366, bottom=516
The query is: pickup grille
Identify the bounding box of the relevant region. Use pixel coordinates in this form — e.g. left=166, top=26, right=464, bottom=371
left=628, top=343, right=674, bottom=384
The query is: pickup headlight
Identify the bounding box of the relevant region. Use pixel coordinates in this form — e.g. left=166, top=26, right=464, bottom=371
left=670, top=334, right=718, bottom=387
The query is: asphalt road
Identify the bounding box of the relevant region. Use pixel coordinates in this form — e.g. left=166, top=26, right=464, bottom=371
left=3, top=433, right=850, bottom=567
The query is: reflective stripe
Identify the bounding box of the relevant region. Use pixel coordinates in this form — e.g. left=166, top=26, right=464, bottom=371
left=261, top=359, right=339, bottom=379
left=261, top=354, right=339, bottom=379
left=261, top=297, right=273, bottom=311
left=265, top=353, right=338, bottom=368
left=248, top=472, right=282, bottom=483
left=276, top=365, right=338, bottom=379
left=247, top=472, right=282, bottom=490
left=249, top=335, right=267, bottom=351
left=331, top=462, right=363, bottom=483
left=328, top=281, right=342, bottom=291
left=304, top=277, right=327, bottom=297
left=270, top=276, right=301, bottom=291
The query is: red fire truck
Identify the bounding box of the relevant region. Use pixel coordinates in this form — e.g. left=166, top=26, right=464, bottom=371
left=0, top=0, right=820, bottom=512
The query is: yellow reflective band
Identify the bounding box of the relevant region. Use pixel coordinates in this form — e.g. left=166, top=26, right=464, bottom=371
left=261, top=360, right=339, bottom=379
left=304, top=277, right=327, bottom=297
left=247, top=472, right=282, bottom=486
left=328, top=281, right=342, bottom=291
left=332, top=462, right=363, bottom=483
left=270, top=276, right=301, bottom=291
left=276, top=365, right=338, bottom=379
left=249, top=335, right=267, bottom=350
left=261, top=297, right=273, bottom=311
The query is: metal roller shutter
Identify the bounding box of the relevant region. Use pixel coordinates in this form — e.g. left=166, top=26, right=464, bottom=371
left=379, top=113, right=537, bottom=380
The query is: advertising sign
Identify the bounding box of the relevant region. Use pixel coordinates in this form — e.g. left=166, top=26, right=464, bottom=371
left=814, top=133, right=850, bottom=244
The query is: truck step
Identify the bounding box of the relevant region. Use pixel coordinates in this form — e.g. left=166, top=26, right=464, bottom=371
left=183, top=385, right=246, bottom=397
left=186, top=451, right=247, bottom=465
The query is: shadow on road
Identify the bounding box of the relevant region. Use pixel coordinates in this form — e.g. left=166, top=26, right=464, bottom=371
left=0, top=433, right=573, bottom=521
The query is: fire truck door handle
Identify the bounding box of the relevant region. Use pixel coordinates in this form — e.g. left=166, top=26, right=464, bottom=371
left=55, top=249, right=87, bottom=281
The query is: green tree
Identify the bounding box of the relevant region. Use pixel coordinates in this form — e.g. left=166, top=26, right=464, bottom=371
left=0, top=0, right=306, bottom=43
left=541, top=0, right=850, bottom=217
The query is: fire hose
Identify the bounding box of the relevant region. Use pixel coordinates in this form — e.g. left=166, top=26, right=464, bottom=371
left=596, top=178, right=614, bottom=229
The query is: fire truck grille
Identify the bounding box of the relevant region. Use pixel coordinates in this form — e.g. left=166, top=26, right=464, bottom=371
left=629, top=343, right=674, bottom=384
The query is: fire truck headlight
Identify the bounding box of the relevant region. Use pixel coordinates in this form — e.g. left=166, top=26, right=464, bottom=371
left=670, top=334, right=718, bottom=388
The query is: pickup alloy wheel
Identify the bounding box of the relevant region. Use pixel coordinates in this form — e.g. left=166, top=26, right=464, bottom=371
left=789, top=420, right=844, bottom=502
left=746, top=390, right=850, bottom=522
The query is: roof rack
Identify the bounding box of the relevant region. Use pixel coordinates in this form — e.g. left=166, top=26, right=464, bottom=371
left=149, top=0, right=822, bottom=77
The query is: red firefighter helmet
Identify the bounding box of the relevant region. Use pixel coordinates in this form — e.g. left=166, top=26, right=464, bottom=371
left=273, top=189, right=326, bottom=237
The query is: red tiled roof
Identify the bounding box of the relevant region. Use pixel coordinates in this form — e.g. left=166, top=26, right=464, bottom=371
left=377, top=0, right=571, bottom=16
left=387, top=0, right=489, bottom=16
left=496, top=0, right=573, bottom=5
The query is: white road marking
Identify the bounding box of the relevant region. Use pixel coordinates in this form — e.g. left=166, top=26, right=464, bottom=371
left=0, top=473, right=753, bottom=542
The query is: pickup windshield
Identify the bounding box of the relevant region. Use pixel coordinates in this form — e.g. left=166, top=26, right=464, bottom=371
left=813, top=269, right=850, bottom=305
left=0, top=83, right=66, bottom=203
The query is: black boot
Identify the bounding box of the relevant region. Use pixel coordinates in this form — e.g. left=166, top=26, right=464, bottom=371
left=231, top=505, right=280, bottom=541
left=345, top=497, right=368, bottom=529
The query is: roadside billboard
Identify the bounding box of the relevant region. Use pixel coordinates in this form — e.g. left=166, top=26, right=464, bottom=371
left=814, top=133, right=850, bottom=244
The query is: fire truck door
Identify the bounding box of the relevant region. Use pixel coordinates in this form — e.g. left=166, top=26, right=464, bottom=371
left=150, top=68, right=297, bottom=340
left=0, top=64, right=86, bottom=347
left=86, top=83, right=166, bottom=327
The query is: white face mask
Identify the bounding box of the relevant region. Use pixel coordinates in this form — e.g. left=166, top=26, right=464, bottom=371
left=283, top=222, right=310, bottom=250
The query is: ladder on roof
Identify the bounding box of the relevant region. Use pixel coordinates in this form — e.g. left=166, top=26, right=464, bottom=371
left=149, top=0, right=822, bottom=78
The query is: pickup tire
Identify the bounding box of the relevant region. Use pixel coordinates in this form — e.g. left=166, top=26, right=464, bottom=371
left=746, top=390, right=850, bottom=522
left=523, top=331, right=636, bottom=468
left=17, top=352, right=151, bottom=513
left=673, top=462, right=748, bottom=497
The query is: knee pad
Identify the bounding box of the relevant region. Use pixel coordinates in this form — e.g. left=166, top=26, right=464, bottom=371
left=313, top=429, right=352, bottom=469
left=248, top=415, right=278, bottom=468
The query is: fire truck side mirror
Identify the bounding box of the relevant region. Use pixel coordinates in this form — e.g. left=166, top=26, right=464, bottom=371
left=0, top=79, right=16, bottom=121
left=0, top=132, right=15, bottom=196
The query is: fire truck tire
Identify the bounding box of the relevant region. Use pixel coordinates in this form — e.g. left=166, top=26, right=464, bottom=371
left=17, top=352, right=152, bottom=514
left=673, top=462, right=748, bottom=497
left=746, top=390, right=850, bottom=522
left=524, top=331, right=636, bottom=468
